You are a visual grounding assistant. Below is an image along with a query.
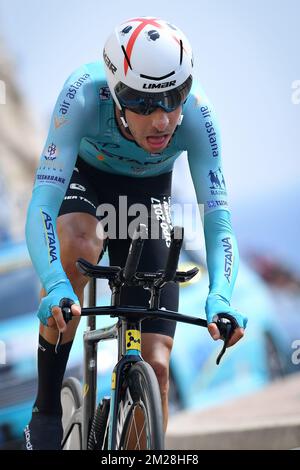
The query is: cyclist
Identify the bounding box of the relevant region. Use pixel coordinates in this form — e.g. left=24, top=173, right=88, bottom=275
left=24, top=17, right=247, bottom=450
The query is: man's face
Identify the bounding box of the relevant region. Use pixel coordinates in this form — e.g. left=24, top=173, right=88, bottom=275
left=124, top=106, right=182, bottom=153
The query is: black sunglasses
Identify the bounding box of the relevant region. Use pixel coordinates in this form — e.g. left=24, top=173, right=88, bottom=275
left=115, top=76, right=192, bottom=116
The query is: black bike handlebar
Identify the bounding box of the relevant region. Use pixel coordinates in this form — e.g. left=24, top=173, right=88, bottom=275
left=160, top=226, right=183, bottom=284
left=76, top=258, right=200, bottom=285
left=76, top=258, right=120, bottom=279
left=64, top=225, right=238, bottom=364
left=60, top=303, right=235, bottom=365
left=123, top=224, right=147, bottom=282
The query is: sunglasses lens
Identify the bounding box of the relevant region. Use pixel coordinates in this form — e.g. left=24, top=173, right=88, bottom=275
left=115, top=76, right=192, bottom=115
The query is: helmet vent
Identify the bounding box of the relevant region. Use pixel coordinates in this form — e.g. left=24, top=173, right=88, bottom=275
left=121, top=45, right=132, bottom=70
left=139, top=71, right=175, bottom=81
left=179, top=39, right=183, bottom=65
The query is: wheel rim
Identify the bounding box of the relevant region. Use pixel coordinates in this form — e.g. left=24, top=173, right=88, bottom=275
left=117, top=388, right=151, bottom=450
left=61, top=388, right=77, bottom=430
left=61, top=387, right=81, bottom=450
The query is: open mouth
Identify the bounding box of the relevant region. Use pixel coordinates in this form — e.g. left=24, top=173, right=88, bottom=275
left=146, top=135, right=169, bottom=149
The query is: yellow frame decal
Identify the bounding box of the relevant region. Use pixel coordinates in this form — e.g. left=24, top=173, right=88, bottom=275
left=126, top=330, right=141, bottom=351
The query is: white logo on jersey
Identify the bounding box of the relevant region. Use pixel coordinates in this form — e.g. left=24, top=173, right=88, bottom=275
left=70, top=183, right=86, bottom=192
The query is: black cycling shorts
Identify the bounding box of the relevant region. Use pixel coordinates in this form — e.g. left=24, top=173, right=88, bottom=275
left=58, top=157, right=178, bottom=338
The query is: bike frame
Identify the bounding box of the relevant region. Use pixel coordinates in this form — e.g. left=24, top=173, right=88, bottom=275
left=60, top=225, right=232, bottom=451
left=81, top=312, right=144, bottom=451
left=61, top=277, right=207, bottom=450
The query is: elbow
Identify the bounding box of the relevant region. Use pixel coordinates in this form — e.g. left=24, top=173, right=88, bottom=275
left=204, top=209, right=233, bottom=234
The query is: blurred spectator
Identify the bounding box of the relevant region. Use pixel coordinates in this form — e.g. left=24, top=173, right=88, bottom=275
left=0, top=174, right=12, bottom=243
left=249, top=253, right=300, bottom=293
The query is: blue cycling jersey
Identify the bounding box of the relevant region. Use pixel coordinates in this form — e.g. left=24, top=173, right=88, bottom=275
left=26, top=61, right=239, bottom=316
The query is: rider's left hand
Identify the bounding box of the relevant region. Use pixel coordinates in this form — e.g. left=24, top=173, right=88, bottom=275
left=205, top=293, right=248, bottom=347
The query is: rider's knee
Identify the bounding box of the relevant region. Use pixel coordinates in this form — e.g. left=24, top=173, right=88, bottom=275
left=62, top=236, right=101, bottom=282
left=147, top=356, right=170, bottom=397
left=142, top=334, right=172, bottom=398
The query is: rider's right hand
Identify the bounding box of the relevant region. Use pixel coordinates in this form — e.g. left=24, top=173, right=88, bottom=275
left=37, top=280, right=81, bottom=333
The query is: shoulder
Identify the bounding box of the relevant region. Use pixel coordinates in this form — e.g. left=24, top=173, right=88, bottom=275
left=180, top=79, right=220, bottom=136
left=60, top=61, right=108, bottom=103
left=183, top=79, right=216, bottom=121
left=55, top=62, right=113, bottom=126
left=177, top=78, right=222, bottom=157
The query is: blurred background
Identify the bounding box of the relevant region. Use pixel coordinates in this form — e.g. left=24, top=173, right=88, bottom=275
left=0, top=0, right=299, bottom=449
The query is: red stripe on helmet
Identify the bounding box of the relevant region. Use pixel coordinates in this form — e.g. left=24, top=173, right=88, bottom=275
left=123, top=18, right=162, bottom=76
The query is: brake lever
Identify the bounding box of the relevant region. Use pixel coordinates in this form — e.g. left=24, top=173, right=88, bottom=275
left=214, top=316, right=236, bottom=365
left=60, top=297, right=74, bottom=323
left=55, top=299, right=74, bottom=354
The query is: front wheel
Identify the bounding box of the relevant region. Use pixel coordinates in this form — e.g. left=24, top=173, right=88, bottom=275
left=114, top=361, right=164, bottom=450
left=61, top=377, right=82, bottom=450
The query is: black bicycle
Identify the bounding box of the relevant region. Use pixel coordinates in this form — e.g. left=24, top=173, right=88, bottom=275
left=60, top=225, right=234, bottom=450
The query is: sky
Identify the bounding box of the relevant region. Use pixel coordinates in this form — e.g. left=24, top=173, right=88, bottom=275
left=0, top=0, right=299, bottom=268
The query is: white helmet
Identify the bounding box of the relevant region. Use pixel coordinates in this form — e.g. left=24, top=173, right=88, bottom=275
left=103, top=17, right=193, bottom=120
